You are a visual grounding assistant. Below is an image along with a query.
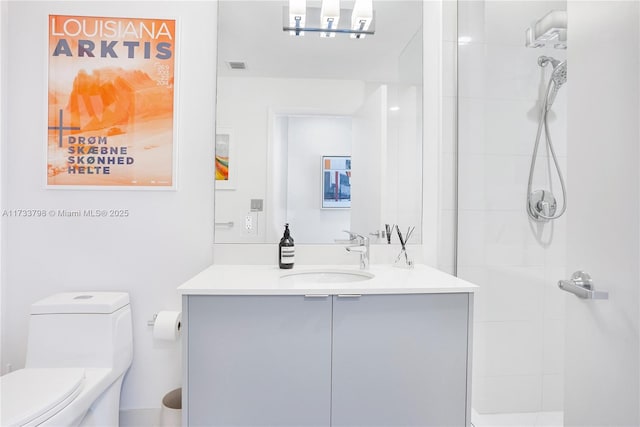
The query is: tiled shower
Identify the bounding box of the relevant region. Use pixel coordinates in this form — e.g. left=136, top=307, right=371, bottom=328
left=453, top=0, right=568, bottom=417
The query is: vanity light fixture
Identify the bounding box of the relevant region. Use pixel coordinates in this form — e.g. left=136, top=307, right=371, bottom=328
left=289, top=0, right=306, bottom=36
left=320, top=0, right=340, bottom=38
left=282, top=0, right=374, bottom=38
left=350, top=0, right=373, bottom=39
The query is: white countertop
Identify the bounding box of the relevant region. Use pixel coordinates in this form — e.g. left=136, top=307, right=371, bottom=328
left=178, top=264, right=478, bottom=295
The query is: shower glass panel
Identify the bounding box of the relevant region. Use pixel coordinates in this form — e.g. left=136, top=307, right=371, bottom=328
left=455, top=1, right=567, bottom=424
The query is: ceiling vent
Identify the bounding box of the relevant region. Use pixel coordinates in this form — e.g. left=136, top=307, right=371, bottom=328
left=226, top=61, right=247, bottom=70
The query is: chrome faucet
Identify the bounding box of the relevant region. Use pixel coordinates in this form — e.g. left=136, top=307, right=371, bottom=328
left=342, top=230, right=369, bottom=270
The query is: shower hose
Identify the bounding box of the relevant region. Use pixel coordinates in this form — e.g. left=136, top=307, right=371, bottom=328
left=526, top=73, right=567, bottom=221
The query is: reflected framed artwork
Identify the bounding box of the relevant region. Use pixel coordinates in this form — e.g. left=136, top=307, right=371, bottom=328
left=322, top=155, right=351, bottom=209
left=215, top=127, right=235, bottom=190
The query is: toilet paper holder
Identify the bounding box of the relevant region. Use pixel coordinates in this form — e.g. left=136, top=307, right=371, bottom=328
left=148, top=312, right=182, bottom=328
left=147, top=313, right=158, bottom=326
left=147, top=311, right=182, bottom=339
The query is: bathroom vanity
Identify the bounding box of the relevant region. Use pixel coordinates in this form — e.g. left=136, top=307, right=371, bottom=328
left=178, top=264, right=476, bottom=426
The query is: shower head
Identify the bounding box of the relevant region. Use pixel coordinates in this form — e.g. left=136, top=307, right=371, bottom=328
left=538, top=56, right=567, bottom=108
left=551, top=60, right=567, bottom=86
left=539, top=56, right=567, bottom=86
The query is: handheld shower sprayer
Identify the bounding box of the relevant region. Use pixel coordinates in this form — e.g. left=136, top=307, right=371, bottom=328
left=538, top=56, right=567, bottom=109
left=526, top=55, right=567, bottom=222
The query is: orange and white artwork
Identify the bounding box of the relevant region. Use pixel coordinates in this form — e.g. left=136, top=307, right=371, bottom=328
left=215, top=128, right=235, bottom=190
left=47, top=15, right=177, bottom=187
left=215, top=133, right=229, bottom=181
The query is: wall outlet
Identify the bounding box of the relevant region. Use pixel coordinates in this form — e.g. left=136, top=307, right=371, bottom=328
left=244, top=212, right=258, bottom=235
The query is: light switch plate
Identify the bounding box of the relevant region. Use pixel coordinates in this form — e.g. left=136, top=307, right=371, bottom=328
left=250, top=199, right=264, bottom=212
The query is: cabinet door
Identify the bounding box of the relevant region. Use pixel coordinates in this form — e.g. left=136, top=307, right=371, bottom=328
left=186, top=295, right=332, bottom=427
left=331, top=293, right=470, bottom=427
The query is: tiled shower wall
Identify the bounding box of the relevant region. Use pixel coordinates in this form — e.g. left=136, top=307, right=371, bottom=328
left=455, top=0, right=568, bottom=413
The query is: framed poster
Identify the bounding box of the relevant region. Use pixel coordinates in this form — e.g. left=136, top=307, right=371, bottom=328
left=322, top=156, right=351, bottom=209
left=215, top=127, right=235, bottom=190
left=47, top=15, right=177, bottom=189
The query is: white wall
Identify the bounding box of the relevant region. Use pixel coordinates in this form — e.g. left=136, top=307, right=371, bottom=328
left=0, top=0, right=7, bottom=374
left=456, top=0, right=568, bottom=413
left=565, top=1, right=640, bottom=425
left=1, top=0, right=216, bottom=412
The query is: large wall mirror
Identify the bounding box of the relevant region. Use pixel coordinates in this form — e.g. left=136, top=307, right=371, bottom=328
left=215, top=0, right=423, bottom=245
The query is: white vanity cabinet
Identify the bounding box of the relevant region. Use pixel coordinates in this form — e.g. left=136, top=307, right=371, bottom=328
left=184, top=295, right=332, bottom=426
left=331, top=293, right=470, bottom=426
left=183, top=291, right=473, bottom=427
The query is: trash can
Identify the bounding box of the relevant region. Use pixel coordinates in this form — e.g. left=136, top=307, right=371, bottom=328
left=160, top=388, right=182, bottom=426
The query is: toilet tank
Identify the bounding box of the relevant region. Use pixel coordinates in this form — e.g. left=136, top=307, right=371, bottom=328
left=25, top=292, right=133, bottom=374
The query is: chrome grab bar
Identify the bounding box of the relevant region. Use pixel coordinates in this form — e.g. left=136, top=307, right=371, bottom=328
left=558, top=271, right=608, bottom=300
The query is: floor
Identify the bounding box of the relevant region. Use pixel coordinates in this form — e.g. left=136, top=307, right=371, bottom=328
left=472, top=410, right=563, bottom=427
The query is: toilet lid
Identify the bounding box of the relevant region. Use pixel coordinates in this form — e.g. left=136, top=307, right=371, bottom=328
left=0, top=368, right=85, bottom=426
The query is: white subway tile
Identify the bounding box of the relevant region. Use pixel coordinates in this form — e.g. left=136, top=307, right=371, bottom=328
left=458, top=43, right=487, bottom=98
left=483, top=155, right=531, bottom=211
left=543, top=318, right=565, bottom=374
left=476, top=266, right=545, bottom=322
left=542, top=374, right=564, bottom=412
left=457, top=210, right=487, bottom=266
left=473, top=374, right=543, bottom=413
left=473, top=320, right=543, bottom=377
left=459, top=97, right=487, bottom=155
left=458, top=1, right=486, bottom=44
left=484, top=99, right=545, bottom=156
left=458, top=154, right=487, bottom=210
left=484, top=211, right=546, bottom=267
left=543, top=267, right=567, bottom=320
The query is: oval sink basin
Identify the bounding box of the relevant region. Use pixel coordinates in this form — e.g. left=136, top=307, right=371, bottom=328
left=280, top=270, right=374, bottom=285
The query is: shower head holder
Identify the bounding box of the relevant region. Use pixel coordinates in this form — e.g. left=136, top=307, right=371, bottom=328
left=538, top=55, right=560, bottom=68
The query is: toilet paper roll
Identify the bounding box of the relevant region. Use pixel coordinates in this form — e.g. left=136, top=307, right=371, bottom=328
left=153, top=311, right=182, bottom=341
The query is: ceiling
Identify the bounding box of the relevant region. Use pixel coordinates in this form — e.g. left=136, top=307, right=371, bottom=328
left=217, top=0, right=423, bottom=82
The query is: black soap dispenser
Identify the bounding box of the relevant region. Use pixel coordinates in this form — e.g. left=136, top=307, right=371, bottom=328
left=279, top=223, right=295, bottom=269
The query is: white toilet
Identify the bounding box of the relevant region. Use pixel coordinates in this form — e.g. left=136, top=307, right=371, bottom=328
left=0, top=292, right=133, bottom=426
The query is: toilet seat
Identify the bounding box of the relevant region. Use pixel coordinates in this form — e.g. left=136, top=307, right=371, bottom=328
left=0, top=368, right=85, bottom=427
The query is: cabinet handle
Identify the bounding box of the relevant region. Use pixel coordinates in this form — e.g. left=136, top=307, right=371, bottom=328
left=304, top=294, right=329, bottom=298
left=337, top=294, right=362, bottom=298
